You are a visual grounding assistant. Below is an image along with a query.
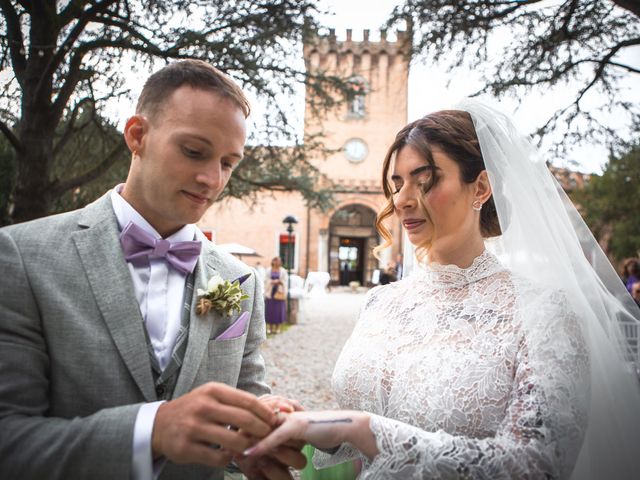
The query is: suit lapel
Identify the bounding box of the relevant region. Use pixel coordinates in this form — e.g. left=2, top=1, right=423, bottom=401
left=72, top=195, right=156, bottom=402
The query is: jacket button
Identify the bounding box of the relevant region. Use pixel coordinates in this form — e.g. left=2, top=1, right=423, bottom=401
left=155, top=384, right=166, bottom=397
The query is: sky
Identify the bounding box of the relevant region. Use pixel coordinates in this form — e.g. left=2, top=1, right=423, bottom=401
left=315, top=0, right=640, bottom=174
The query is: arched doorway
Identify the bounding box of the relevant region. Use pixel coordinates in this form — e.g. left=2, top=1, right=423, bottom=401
left=328, top=204, right=379, bottom=286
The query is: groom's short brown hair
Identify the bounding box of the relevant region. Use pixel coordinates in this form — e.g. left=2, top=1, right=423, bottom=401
left=136, top=59, right=251, bottom=119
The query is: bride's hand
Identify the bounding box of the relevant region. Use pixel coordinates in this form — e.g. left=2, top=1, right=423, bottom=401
left=244, top=410, right=377, bottom=459
left=259, top=393, right=304, bottom=414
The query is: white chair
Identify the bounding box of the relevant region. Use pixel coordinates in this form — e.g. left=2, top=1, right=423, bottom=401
left=288, top=274, right=306, bottom=299
left=304, top=271, right=330, bottom=297
left=621, top=320, right=639, bottom=365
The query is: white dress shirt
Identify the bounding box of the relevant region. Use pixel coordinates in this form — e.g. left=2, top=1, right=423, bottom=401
left=110, top=185, right=197, bottom=480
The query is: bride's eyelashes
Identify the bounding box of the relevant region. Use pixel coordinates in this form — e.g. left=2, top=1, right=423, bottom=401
left=390, top=178, right=439, bottom=197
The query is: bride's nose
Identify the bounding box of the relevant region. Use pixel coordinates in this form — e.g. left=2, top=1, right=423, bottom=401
left=394, top=184, right=418, bottom=211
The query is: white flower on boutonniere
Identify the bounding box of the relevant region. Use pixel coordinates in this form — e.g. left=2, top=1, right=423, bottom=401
left=196, top=274, right=249, bottom=316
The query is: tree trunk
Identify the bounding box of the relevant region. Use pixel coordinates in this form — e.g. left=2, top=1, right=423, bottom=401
left=10, top=72, right=56, bottom=224
left=11, top=128, right=55, bottom=224
left=9, top=1, right=58, bottom=224
left=0, top=145, right=16, bottom=227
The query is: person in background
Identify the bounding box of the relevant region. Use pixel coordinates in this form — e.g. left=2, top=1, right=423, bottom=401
left=394, top=252, right=404, bottom=279
left=379, top=264, right=398, bottom=285
left=254, top=260, right=267, bottom=285
left=631, top=282, right=640, bottom=308
left=623, top=259, right=640, bottom=294
left=264, top=257, right=288, bottom=334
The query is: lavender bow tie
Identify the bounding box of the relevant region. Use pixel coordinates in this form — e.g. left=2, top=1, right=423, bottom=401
left=119, top=221, right=202, bottom=275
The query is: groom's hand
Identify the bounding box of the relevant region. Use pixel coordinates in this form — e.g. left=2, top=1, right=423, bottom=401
left=151, top=382, right=275, bottom=467
left=234, top=445, right=307, bottom=480
left=233, top=395, right=308, bottom=478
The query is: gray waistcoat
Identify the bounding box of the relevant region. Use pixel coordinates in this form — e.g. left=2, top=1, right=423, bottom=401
left=144, top=274, right=194, bottom=400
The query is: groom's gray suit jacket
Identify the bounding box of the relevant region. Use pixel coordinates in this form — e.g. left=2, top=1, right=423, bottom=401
left=0, top=194, right=270, bottom=479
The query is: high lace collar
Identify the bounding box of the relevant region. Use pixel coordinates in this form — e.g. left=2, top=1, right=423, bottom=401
left=411, top=249, right=505, bottom=288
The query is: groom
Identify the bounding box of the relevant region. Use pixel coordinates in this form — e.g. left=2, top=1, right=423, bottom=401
left=0, top=60, right=303, bottom=479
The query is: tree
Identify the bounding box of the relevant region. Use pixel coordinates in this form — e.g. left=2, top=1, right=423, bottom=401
left=0, top=0, right=350, bottom=226
left=48, top=108, right=130, bottom=214
left=389, top=0, right=640, bottom=154
left=571, top=141, right=640, bottom=261
left=0, top=134, right=15, bottom=226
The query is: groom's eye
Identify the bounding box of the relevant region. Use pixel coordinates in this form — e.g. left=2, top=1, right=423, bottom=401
left=182, top=146, right=202, bottom=158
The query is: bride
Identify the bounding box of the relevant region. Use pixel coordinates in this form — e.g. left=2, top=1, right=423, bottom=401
left=245, top=100, right=640, bottom=479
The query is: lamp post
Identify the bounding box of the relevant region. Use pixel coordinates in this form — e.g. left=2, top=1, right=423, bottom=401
left=282, top=215, right=298, bottom=320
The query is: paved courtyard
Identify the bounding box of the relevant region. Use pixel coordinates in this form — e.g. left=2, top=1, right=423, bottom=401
left=260, top=291, right=366, bottom=410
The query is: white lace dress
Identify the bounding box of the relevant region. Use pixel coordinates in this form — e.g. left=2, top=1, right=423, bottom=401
left=315, top=250, right=590, bottom=479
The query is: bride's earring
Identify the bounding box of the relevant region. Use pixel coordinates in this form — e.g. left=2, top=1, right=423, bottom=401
left=472, top=200, right=483, bottom=211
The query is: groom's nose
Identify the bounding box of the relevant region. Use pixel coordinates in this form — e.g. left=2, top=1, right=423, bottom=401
left=196, top=160, right=225, bottom=192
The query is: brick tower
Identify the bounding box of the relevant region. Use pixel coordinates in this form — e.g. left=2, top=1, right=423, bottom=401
left=302, top=29, right=410, bottom=284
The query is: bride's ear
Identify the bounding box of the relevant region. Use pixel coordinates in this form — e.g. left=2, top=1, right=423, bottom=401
left=474, top=170, right=492, bottom=204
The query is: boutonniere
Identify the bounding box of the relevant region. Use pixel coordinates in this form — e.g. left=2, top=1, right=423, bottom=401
left=196, top=273, right=250, bottom=316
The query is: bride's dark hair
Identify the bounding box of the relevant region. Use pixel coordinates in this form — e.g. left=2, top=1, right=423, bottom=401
left=374, top=110, right=501, bottom=258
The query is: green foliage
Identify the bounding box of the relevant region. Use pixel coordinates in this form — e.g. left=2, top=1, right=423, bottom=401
left=571, top=142, right=640, bottom=260
left=49, top=107, right=130, bottom=214
left=224, top=135, right=336, bottom=212
left=301, top=445, right=357, bottom=480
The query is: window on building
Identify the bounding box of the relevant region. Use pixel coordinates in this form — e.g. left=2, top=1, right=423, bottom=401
left=201, top=229, right=215, bottom=242
left=279, top=233, right=297, bottom=271
left=347, top=76, right=368, bottom=119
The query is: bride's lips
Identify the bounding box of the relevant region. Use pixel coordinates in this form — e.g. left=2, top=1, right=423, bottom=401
left=403, top=218, right=427, bottom=231
left=182, top=190, right=209, bottom=205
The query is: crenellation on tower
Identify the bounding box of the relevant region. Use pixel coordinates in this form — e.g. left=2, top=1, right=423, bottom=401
left=303, top=26, right=411, bottom=129
left=346, top=29, right=353, bottom=43
left=303, top=28, right=410, bottom=61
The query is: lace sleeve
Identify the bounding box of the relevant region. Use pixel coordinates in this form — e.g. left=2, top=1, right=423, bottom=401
left=362, top=290, right=590, bottom=480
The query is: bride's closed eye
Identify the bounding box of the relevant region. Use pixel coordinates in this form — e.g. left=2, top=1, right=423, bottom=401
left=390, top=166, right=438, bottom=195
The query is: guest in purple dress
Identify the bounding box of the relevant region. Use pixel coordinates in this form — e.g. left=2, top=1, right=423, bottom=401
left=264, top=257, right=288, bottom=334
left=623, top=258, right=640, bottom=293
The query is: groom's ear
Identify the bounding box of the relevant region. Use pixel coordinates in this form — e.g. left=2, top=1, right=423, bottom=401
left=123, top=115, right=147, bottom=155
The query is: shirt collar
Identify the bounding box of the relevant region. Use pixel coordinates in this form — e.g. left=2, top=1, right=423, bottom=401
left=110, top=184, right=196, bottom=242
